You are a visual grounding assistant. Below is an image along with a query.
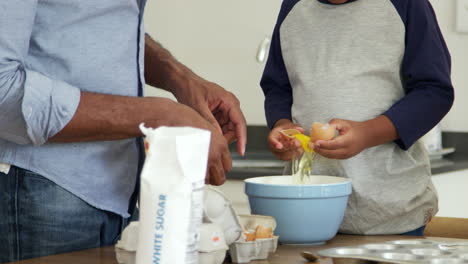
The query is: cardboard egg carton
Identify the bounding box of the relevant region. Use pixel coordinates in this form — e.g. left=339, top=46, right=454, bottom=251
left=204, top=186, right=279, bottom=263
left=229, top=214, right=279, bottom=263
left=115, top=222, right=229, bottom=264
left=115, top=187, right=279, bottom=264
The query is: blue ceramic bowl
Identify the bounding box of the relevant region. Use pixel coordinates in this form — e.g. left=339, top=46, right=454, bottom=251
left=245, top=176, right=352, bottom=244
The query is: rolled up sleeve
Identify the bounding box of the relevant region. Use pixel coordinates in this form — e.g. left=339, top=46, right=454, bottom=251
left=383, top=0, right=454, bottom=150
left=260, top=1, right=296, bottom=130
left=0, top=0, right=81, bottom=146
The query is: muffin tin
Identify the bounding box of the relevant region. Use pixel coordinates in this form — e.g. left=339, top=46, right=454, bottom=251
left=319, top=239, right=468, bottom=264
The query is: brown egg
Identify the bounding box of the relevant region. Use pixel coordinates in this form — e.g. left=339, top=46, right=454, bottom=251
left=310, top=122, right=335, bottom=143
left=255, top=225, right=273, bottom=239
left=245, top=232, right=256, bottom=241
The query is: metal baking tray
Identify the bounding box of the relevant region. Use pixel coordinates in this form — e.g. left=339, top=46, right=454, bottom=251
left=318, top=239, right=468, bottom=264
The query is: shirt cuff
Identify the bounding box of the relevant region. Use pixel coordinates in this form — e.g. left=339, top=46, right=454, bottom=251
left=266, top=111, right=292, bottom=130
left=22, top=70, right=81, bottom=146
left=382, top=111, right=412, bottom=150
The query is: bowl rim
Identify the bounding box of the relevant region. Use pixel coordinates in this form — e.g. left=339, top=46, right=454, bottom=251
left=244, top=175, right=351, bottom=187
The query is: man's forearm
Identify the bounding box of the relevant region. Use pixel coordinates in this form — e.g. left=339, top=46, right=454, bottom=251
left=143, top=34, right=247, bottom=156
left=144, top=34, right=200, bottom=97
left=51, top=36, right=201, bottom=143
left=50, top=92, right=184, bottom=143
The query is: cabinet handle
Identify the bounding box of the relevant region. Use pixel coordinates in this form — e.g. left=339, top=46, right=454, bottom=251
left=256, top=37, right=271, bottom=63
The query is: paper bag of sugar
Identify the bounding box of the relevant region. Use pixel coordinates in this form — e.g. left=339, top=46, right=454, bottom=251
left=136, top=125, right=210, bottom=264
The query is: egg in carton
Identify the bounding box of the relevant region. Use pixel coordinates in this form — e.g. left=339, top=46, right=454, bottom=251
left=203, top=186, right=280, bottom=263
left=114, top=186, right=236, bottom=264
left=115, top=187, right=279, bottom=264
left=115, top=186, right=238, bottom=264
left=229, top=215, right=279, bottom=263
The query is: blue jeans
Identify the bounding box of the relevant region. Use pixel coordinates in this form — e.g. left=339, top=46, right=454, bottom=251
left=0, top=166, right=130, bottom=263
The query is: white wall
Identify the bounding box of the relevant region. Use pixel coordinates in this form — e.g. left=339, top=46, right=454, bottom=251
left=144, top=1, right=468, bottom=130
left=143, top=0, right=282, bottom=125
left=431, top=0, right=468, bottom=132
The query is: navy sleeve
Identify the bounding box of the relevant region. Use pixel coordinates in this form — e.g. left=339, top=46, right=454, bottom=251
left=260, top=0, right=299, bottom=130
left=385, top=0, right=454, bottom=150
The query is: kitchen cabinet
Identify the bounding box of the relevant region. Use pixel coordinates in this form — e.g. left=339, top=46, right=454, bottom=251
left=432, top=169, right=468, bottom=218
left=144, top=0, right=282, bottom=125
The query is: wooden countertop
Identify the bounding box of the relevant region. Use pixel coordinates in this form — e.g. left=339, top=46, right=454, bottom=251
left=9, top=235, right=466, bottom=264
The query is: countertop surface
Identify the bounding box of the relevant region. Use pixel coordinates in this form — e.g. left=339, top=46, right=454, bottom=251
left=9, top=235, right=467, bottom=264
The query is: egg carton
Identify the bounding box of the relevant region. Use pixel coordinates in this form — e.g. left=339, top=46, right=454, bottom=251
left=203, top=186, right=243, bottom=245
left=228, top=214, right=279, bottom=263
left=318, top=239, right=468, bottom=264
left=115, top=222, right=229, bottom=264
left=115, top=246, right=227, bottom=264
left=229, top=236, right=279, bottom=263
left=204, top=187, right=280, bottom=263
left=116, top=187, right=279, bottom=264
left=115, top=186, right=244, bottom=264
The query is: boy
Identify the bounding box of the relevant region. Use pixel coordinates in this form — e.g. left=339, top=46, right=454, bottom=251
left=261, top=0, right=454, bottom=235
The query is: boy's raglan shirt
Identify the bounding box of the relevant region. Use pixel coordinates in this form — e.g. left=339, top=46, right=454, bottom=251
left=383, top=0, right=453, bottom=149
left=261, top=0, right=299, bottom=127
left=261, top=0, right=451, bottom=235
left=261, top=0, right=454, bottom=150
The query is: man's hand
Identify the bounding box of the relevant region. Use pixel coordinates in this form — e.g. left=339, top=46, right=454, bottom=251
left=169, top=103, right=232, bottom=186
left=144, top=35, right=247, bottom=157
left=313, top=116, right=398, bottom=159
left=173, top=77, right=247, bottom=156
left=268, top=119, right=304, bottom=161
left=143, top=35, right=246, bottom=185
left=51, top=93, right=231, bottom=185
left=160, top=102, right=232, bottom=186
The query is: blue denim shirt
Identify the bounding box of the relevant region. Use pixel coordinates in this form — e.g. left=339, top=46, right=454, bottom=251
left=0, top=0, right=147, bottom=217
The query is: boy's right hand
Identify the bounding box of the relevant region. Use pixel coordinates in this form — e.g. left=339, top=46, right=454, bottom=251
left=268, top=119, right=305, bottom=161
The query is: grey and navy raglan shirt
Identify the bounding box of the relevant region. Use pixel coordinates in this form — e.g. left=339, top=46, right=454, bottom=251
left=261, top=0, right=454, bottom=235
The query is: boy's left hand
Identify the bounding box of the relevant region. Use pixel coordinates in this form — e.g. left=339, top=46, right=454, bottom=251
left=312, top=116, right=398, bottom=160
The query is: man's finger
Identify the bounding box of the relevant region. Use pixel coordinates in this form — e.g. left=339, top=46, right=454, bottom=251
left=221, top=149, right=232, bottom=172
left=229, top=108, right=247, bottom=156
left=199, top=105, right=223, bottom=134
left=214, top=111, right=229, bottom=126
left=223, top=130, right=237, bottom=144
left=214, top=164, right=226, bottom=185
left=207, top=165, right=226, bottom=186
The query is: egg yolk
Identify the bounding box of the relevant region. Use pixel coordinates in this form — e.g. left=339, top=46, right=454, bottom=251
left=280, top=129, right=313, bottom=152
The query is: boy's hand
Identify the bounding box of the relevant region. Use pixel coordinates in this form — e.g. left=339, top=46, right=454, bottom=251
left=268, top=119, right=305, bottom=161
left=313, top=116, right=398, bottom=160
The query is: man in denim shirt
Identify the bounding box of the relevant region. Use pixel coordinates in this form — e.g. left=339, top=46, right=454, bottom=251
left=0, top=0, right=247, bottom=262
